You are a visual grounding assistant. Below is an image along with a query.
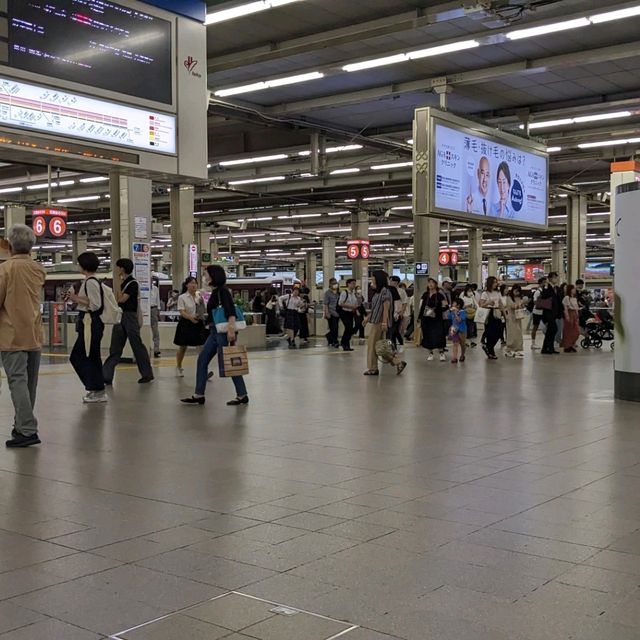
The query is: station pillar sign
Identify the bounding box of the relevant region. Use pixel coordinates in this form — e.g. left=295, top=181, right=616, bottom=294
left=438, top=248, right=459, bottom=266
left=32, top=208, right=68, bottom=240
left=347, top=239, right=370, bottom=260
left=188, top=243, right=199, bottom=278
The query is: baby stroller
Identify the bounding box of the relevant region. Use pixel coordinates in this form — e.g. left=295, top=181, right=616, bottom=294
left=581, top=310, right=614, bottom=350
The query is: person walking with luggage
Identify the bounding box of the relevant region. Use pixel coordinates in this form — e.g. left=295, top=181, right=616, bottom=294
left=102, top=258, right=154, bottom=384
left=67, top=252, right=109, bottom=403
left=363, top=271, right=406, bottom=376
left=418, top=277, right=448, bottom=361
left=323, top=278, right=341, bottom=347
left=174, top=277, right=207, bottom=376
left=480, top=276, right=502, bottom=360
left=338, top=278, right=358, bottom=351
left=0, top=225, right=46, bottom=447
left=181, top=265, right=248, bottom=406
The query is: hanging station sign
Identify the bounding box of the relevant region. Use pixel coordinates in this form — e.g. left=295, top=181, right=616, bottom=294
left=438, top=248, right=459, bottom=266
left=32, top=208, right=68, bottom=239
left=347, top=239, right=370, bottom=260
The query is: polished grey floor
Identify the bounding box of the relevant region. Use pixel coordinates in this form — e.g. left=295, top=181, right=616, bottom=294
left=0, top=340, right=639, bottom=639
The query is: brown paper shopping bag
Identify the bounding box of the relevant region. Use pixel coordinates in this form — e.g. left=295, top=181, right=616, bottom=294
left=221, top=345, right=249, bottom=377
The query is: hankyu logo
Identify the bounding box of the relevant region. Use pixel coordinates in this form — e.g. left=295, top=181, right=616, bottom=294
left=184, top=56, right=202, bottom=78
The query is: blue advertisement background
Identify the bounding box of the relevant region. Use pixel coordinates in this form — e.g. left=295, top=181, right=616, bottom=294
left=141, top=0, right=206, bottom=21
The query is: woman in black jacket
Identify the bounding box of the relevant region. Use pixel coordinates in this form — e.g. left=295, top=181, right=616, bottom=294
left=418, top=278, right=448, bottom=361
left=181, top=265, right=249, bottom=406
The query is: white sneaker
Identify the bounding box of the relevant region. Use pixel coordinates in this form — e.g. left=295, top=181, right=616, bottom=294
left=359, top=338, right=366, bottom=346
left=427, top=353, right=434, bottom=361
left=439, top=352, right=446, bottom=362
left=83, top=391, right=107, bottom=404
left=530, top=343, right=538, bottom=350
left=176, top=367, right=184, bottom=378
left=398, top=345, right=405, bottom=354
left=515, top=351, right=525, bottom=359
left=504, top=350, right=513, bottom=358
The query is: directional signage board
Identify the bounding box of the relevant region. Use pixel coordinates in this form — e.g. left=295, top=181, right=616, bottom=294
left=0, top=76, right=177, bottom=154
left=32, top=208, right=67, bottom=239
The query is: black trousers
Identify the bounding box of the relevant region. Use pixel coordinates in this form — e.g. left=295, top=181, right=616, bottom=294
left=542, top=318, right=558, bottom=353
left=103, top=311, right=153, bottom=382
left=299, top=313, right=309, bottom=340
left=485, top=316, right=503, bottom=356
left=340, top=312, right=355, bottom=348
left=70, top=315, right=105, bottom=392
left=326, top=316, right=340, bottom=345
left=355, top=312, right=365, bottom=339
left=391, top=317, right=404, bottom=348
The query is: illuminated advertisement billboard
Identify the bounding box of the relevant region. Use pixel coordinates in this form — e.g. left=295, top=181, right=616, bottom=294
left=413, top=108, right=549, bottom=231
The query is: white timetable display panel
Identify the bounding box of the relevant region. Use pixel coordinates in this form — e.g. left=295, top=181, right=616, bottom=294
left=0, top=75, right=176, bottom=154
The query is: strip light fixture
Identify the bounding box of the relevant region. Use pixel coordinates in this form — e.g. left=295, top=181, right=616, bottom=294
left=330, top=168, right=360, bottom=175
left=298, top=145, right=363, bottom=156
left=57, top=195, right=101, bottom=203
left=228, top=176, right=286, bottom=185
left=214, top=72, right=324, bottom=97
left=205, top=0, right=305, bottom=25
left=371, top=162, right=413, bottom=170
left=79, top=176, right=109, bottom=184
left=220, top=154, right=288, bottom=167
left=0, top=186, right=22, bottom=194
left=26, top=180, right=75, bottom=190
left=521, top=111, right=632, bottom=130
left=578, top=137, right=640, bottom=149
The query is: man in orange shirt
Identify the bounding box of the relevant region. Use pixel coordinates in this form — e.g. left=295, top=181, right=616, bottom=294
left=0, top=225, right=46, bottom=447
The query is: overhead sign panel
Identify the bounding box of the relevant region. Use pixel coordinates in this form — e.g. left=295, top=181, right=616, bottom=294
left=7, top=0, right=173, bottom=105
left=414, top=108, right=549, bottom=231
left=140, top=0, right=206, bottom=22
left=0, top=75, right=176, bottom=154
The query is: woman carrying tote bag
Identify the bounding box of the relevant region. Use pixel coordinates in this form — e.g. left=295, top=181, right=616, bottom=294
left=181, top=265, right=249, bottom=406
left=173, top=277, right=207, bottom=377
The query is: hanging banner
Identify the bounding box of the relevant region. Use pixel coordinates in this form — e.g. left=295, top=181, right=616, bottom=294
left=132, top=243, right=151, bottom=326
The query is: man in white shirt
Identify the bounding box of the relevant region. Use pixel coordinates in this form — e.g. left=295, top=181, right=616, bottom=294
left=530, top=276, right=547, bottom=350
left=338, top=278, right=358, bottom=351
left=150, top=279, right=161, bottom=357
left=466, top=156, right=491, bottom=216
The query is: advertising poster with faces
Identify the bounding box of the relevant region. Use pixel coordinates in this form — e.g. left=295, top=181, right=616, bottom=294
left=433, top=123, right=548, bottom=227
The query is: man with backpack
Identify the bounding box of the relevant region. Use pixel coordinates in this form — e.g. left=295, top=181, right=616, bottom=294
left=67, top=252, right=119, bottom=403
left=103, top=258, right=154, bottom=384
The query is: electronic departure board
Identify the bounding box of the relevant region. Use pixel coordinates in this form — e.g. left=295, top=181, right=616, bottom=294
left=1, top=0, right=172, bottom=105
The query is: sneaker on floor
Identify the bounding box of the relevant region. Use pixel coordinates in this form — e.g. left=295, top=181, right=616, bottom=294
left=515, top=352, right=525, bottom=359
left=176, top=367, right=184, bottom=378
left=439, top=352, right=446, bottom=362
left=359, top=338, right=366, bottom=346
left=397, top=345, right=405, bottom=354
left=83, top=391, right=107, bottom=404
left=427, top=353, right=434, bottom=361
left=6, top=432, right=41, bottom=448
left=138, top=376, right=154, bottom=384
left=396, top=361, right=407, bottom=375
left=530, top=343, right=538, bottom=350
left=207, top=371, right=214, bottom=381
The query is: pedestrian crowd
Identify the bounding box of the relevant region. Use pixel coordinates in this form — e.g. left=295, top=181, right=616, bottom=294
left=0, top=223, right=604, bottom=448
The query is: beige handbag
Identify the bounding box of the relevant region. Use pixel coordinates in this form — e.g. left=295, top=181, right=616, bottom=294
left=221, top=344, right=249, bottom=377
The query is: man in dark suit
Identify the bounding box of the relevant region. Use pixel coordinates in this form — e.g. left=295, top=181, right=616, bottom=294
left=540, top=271, right=561, bottom=354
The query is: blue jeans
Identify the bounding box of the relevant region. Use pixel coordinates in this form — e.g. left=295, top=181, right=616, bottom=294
left=195, top=328, right=247, bottom=397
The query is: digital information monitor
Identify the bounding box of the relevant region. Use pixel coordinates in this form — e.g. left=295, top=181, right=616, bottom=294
left=414, top=108, right=549, bottom=231
left=0, top=74, right=176, bottom=153
left=2, top=0, right=172, bottom=105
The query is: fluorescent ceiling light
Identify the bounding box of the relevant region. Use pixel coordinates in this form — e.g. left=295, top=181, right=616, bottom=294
left=546, top=147, right=562, bottom=153
left=343, top=54, right=407, bottom=73
left=0, top=186, right=23, bottom=194
left=277, top=213, right=321, bottom=219
left=579, top=137, right=640, bottom=149
left=391, top=205, right=412, bottom=211
left=507, top=17, right=590, bottom=40
left=371, top=162, right=413, bottom=170
left=315, top=228, right=349, bottom=233
left=522, top=111, right=631, bottom=130
left=590, top=6, right=640, bottom=23
left=79, top=176, right=108, bottom=184
left=298, top=144, right=363, bottom=157
left=406, top=139, right=414, bottom=145
left=407, top=40, right=479, bottom=60
left=330, top=168, right=360, bottom=175
left=228, top=176, right=286, bottom=185
left=57, top=195, right=101, bottom=203
left=26, top=180, right=75, bottom=190
left=215, top=72, right=324, bottom=97
left=220, top=154, right=288, bottom=167
left=363, top=195, right=399, bottom=202
left=328, top=210, right=351, bottom=216
left=205, top=0, right=304, bottom=25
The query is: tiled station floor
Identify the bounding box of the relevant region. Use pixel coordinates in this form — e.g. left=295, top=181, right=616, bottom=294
left=1, top=341, right=640, bottom=639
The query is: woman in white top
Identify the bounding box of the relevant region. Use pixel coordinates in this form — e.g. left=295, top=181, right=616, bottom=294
left=504, top=284, right=525, bottom=358
left=278, top=286, right=303, bottom=348
left=461, top=284, right=478, bottom=347
left=561, top=284, right=580, bottom=353
left=66, top=252, right=107, bottom=403
left=173, top=277, right=206, bottom=376
left=480, top=276, right=502, bottom=360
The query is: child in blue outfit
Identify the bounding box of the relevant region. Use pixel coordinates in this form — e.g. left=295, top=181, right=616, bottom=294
left=448, top=299, right=467, bottom=364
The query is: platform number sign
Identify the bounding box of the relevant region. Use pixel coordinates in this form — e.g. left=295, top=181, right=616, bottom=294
left=438, top=249, right=459, bottom=266
left=32, top=208, right=68, bottom=239
left=347, top=239, right=370, bottom=260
